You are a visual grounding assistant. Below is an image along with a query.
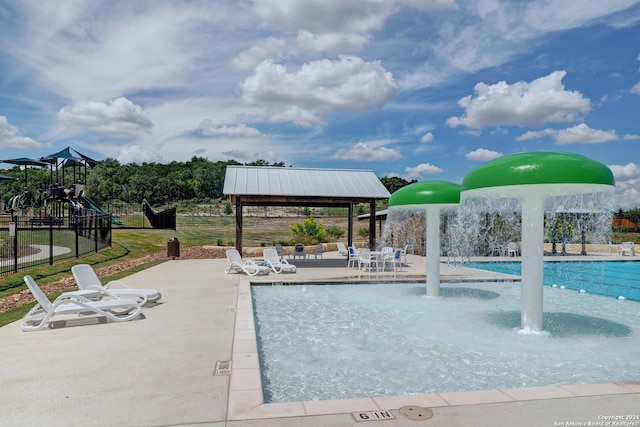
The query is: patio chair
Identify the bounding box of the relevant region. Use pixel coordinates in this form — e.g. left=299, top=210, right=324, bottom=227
left=224, top=250, right=271, bottom=276
left=336, top=242, right=348, bottom=256
left=72, top=264, right=162, bottom=305
left=263, top=248, right=297, bottom=273
left=347, top=246, right=359, bottom=268
left=388, top=248, right=403, bottom=272
left=292, top=244, right=306, bottom=262
left=506, top=242, right=520, bottom=257
left=619, top=242, right=635, bottom=256
left=20, top=275, right=142, bottom=332
left=311, top=243, right=323, bottom=261
left=358, top=248, right=375, bottom=271
left=400, top=244, right=409, bottom=265
left=275, top=243, right=289, bottom=258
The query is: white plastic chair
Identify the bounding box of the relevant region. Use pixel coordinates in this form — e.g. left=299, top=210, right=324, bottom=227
left=358, top=248, right=374, bottom=271
left=389, top=248, right=403, bottom=272
left=20, top=275, right=142, bottom=332
left=263, top=248, right=297, bottom=273
left=224, top=250, right=271, bottom=276
left=506, top=242, right=520, bottom=257
left=347, top=246, right=359, bottom=268
left=619, top=242, right=635, bottom=256
left=72, top=264, right=163, bottom=304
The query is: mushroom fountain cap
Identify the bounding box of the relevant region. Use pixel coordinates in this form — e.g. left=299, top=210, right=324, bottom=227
left=461, top=151, right=614, bottom=197
left=389, top=180, right=461, bottom=209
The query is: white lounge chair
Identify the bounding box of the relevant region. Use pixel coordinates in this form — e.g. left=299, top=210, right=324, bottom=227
left=72, top=264, right=162, bottom=305
left=336, top=242, right=348, bottom=256
left=619, top=242, right=635, bottom=256
left=263, top=248, right=297, bottom=273
left=506, top=242, right=520, bottom=257
left=225, top=250, right=271, bottom=276
left=20, top=275, right=142, bottom=331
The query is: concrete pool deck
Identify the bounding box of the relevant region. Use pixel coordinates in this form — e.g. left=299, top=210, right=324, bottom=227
left=1, top=251, right=638, bottom=426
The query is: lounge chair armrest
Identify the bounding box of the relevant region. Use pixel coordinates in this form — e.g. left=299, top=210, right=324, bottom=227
left=84, top=285, right=122, bottom=299
left=52, top=293, right=95, bottom=304
left=103, top=280, right=132, bottom=290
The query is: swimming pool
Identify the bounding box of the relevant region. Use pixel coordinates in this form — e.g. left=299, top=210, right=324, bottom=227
left=466, top=260, right=640, bottom=301
left=252, top=281, right=640, bottom=403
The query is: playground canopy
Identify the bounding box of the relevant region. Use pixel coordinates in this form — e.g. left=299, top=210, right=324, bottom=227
left=1, top=157, right=49, bottom=184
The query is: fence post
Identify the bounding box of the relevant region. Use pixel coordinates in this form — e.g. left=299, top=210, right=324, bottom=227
left=75, top=213, right=79, bottom=258
left=94, top=213, right=99, bottom=253
left=49, top=215, right=54, bottom=265
left=12, top=215, right=18, bottom=273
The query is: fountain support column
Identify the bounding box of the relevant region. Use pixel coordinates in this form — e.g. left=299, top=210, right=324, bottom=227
left=520, top=192, right=545, bottom=332
left=426, top=205, right=441, bottom=297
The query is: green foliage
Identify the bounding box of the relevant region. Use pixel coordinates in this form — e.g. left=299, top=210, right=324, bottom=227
left=223, top=202, right=233, bottom=215
left=325, top=225, right=345, bottom=239
left=379, top=176, right=417, bottom=194
left=358, top=227, right=369, bottom=238
left=290, top=215, right=327, bottom=244
left=301, top=207, right=311, bottom=216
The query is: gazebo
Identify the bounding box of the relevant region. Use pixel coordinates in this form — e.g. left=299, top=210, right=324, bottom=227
left=223, top=166, right=391, bottom=253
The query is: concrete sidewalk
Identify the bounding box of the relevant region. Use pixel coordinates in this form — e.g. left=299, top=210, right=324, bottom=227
left=0, top=253, right=638, bottom=426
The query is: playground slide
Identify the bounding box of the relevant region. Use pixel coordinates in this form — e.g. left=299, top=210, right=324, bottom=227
left=79, top=195, right=124, bottom=225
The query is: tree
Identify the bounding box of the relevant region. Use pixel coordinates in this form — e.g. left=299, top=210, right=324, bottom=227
left=379, top=176, right=416, bottom=194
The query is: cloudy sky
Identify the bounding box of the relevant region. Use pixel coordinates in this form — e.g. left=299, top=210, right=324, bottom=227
left=1, top=0, right=640, bottom=207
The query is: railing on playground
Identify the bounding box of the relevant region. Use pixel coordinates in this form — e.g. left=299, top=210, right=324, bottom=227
left=0, top=211, right=112, bottom=277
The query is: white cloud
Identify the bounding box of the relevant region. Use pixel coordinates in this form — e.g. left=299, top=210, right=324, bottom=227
left=516, top=123, right=618, bottom=145
left=117, top=144, right=163, bottom=165
left=58, top=97, right=153, bottom=136
left=0, top=116, right=44, bottom=149
left=231, top=37, right=288, bottom=70
left=615, top=179, right=640, bottom=209
left=420, top=132, right=435, bottom=143
left=465, top=148, right=503, bottom=161
left=199, top=120, right=262, bottom=137
left=623, top=134, right=640, bottom=140
left=405, top=162, right=443, bottom=178
left=446, top=71, right=590, bottom=129
left=241, top=56, right=396, bottom=127
left=609, top=162, right=640, bottom=179
left=333, top=142, right=401, bottom=161
left=632, top=82, right=640, bottom=95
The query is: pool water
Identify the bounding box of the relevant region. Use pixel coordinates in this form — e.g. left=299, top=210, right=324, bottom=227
left=466, top=260, right=640, bottom=301
left=252, top=281, right=640, bottom=403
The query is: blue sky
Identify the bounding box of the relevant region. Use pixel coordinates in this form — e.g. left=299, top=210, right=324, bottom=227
left=1, top=1, right=640, bottom=207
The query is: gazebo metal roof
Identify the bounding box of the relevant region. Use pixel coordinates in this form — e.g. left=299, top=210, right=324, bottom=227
left=223, top=166, right=390, bottom=203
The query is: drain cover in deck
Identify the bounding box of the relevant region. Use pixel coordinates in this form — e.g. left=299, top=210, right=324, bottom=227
left=398, top=406, right=433, bottom=421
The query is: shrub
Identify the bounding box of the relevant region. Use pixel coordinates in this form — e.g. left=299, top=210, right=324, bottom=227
left=358, top=227, right=369, bottom=238
left=325, top=225, right=345, bottom=239
left=291, top=215, right=327, bottom=244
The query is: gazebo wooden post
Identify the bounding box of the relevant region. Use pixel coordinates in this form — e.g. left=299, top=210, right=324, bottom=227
left=347, top=203, right=353, bottom=248
left=369, top=200, right=376, bottom=249
left=235, top=197, right=243, bottom=255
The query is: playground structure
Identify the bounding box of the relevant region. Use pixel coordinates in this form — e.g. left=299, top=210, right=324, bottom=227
left=1, top=147, right=175, bottom=229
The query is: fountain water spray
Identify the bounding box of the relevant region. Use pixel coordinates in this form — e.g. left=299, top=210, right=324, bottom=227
left=387, top=181, right=460, bottom=297
left=461, top=152, right=615, bottom=332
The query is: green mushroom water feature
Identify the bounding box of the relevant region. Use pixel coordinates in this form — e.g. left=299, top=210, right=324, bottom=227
left=461, top=151, right=615, bottom=333
left=387, top=181, right=461, bottom=297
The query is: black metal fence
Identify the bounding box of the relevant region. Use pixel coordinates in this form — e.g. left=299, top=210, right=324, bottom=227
left=0, top=211, right=112, bottom=276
